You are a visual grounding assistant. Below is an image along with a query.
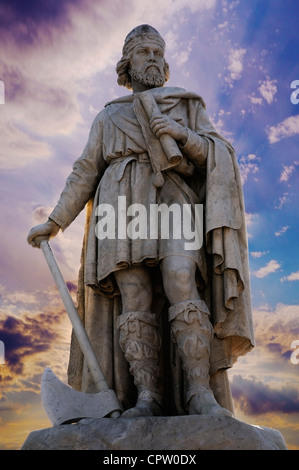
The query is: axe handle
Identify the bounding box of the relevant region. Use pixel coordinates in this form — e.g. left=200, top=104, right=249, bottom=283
left=40, top=240, right=119, bottom=410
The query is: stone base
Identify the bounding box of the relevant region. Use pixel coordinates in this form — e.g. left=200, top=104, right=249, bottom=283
left=21, top=415, right=287, bottom=450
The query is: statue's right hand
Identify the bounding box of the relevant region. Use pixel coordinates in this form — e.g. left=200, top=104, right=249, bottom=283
left=27, top=219, right=61, bottom=248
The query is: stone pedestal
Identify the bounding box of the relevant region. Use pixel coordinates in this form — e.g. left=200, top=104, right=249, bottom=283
left=21, top=415, right=287, bottom=450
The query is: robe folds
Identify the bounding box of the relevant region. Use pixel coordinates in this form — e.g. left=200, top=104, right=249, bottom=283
left=49, top=86, right=255, bottom=415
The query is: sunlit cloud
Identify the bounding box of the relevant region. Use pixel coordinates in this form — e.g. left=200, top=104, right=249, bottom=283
left=252, top=260, right=281, bottom=278
left=229, top=303, right=299, bottom=385
left=0, top=305, right=70, bottom=378
left=231, top=375, right=299, bottom=415
left=229, top=302, right=299, bottom=448
left=268, top=115, right=299, bottom=144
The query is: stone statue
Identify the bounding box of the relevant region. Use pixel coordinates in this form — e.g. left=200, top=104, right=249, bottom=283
left=27, top=25, right=254, bottom=419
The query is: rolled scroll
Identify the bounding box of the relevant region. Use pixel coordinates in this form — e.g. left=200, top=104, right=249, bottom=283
left=138, top=90, right=183, bottom=167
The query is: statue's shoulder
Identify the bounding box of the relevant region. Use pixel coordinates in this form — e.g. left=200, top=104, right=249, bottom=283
left=102, top=87, right=206, bottom=110
left=86, top=108, right=109, bottom=132
left=105, top=94, right=134, bottom=108
left=154, top=86, right=206, bottom=109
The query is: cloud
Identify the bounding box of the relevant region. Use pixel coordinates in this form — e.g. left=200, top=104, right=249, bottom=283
left=225, top=48, right=246, bottom=86
left=252, top=260, right=281, bottom=278
left=268, top=115, right=299, bottom=143
left=275, top=192, right=289, bottom=210
left=0, top=0, right=220, bottom=172
left=0, top=283, right=74, bottom=388
left=252, top=303, right=299, bottom=355
left=281, top=271, right=299, bottom=283
left=239, top=153, right=259, bottom=185
left=0, top=119, right=52, bottom=171
left=249, top=95, right=263, bottom=105
left=32, top=206, right=55, bottom=225
left=137, top=0, right=216, bottom=17
left=245, top=213, right=258, bottom=226
left=275, top=226, right=289, bottom=237
left=231, top=375, right=299, bottom=415
left=279, top=162, right=298, bottom=183
left=258, top=78, right=277, bottom=104
left=249, top=79, right=278, bottom=106
left=0, top=313, right=59, bottom=374
left=250, top=251, right=269, bottom=258
left=171, top=40, right=193, bottom=68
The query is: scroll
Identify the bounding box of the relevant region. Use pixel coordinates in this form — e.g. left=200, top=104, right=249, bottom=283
left=134, top=90, right=184, bottom=187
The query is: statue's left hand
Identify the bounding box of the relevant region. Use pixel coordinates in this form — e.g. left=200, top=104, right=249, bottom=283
left=150, top=115, right=188, bottom=145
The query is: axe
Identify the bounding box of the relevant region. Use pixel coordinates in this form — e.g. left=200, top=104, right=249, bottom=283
left=39, top=240, right=121, bottom=424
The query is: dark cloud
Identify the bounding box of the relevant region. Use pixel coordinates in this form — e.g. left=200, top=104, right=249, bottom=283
left=265, top=342, right=298, bottom=362
left=66, top=281, right=77, bottom=293
left=231, top=375, right=299, bottom=415
left=266, top=342, right=283, bottom=355
left=0, top=312, right=61, bottom=373
left=0, top=0, right=87, bottom=65
left=0, top=0, right=82, bottom=29
left=282, top=350, right=293, bottom=361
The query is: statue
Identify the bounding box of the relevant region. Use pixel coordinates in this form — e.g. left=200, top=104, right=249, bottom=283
left=27, top=25, right=254, bottom=419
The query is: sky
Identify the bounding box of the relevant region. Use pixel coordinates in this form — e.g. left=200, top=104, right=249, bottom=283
left=0, top=0, right=299, bottom=451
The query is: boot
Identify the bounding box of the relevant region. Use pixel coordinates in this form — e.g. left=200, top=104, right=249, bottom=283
left=169, top=299, right=232, bottom=416
left=117, top=311, right=162, bottom=418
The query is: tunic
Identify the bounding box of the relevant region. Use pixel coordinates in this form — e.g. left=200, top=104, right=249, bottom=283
left=49, top=86, right=255, bottom=413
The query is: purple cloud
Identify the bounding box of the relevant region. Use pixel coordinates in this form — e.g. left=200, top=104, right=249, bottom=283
left=0, top=0, right=82, bottom=31
left=0, top=312, right=60, bottom=373
left=231, top=375, right=299, bottom=415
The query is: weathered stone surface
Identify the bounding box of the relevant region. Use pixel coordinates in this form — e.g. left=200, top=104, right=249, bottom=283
left=21, top=415, right=287, bottom=450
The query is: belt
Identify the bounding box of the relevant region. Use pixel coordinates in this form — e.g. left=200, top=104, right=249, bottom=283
left=109, top=152, right=150, bottom=182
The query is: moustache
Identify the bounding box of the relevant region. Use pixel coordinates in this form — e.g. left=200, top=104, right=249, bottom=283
left=144, top=63, right=162, bottom=73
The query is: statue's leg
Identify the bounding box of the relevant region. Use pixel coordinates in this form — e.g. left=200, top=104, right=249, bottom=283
left=161, top=256, right=232, bottom=416
left=114, top=267, right=162, bottom=418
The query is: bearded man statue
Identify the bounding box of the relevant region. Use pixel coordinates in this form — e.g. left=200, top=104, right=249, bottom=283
left=28, top=25, right=254, bottom=418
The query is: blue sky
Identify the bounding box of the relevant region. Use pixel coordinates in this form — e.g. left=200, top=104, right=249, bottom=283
left=0, top=0, right=298, bottom=449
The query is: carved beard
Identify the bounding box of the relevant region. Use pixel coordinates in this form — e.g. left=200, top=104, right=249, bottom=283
left=129, top=65, right=165, bottom=88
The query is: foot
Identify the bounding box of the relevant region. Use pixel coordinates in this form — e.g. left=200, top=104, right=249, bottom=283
left=121, top=390, right=158, bottom=418
left=189, top=387, right=233, bottom=417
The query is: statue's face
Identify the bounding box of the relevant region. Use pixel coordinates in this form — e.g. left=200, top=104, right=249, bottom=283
left=131, top=42, right=165, bottom=76
left=129, top=41, right=166, bottom=88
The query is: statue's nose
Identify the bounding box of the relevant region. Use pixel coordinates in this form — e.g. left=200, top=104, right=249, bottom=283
left=148, top=50, right=156, bottom=61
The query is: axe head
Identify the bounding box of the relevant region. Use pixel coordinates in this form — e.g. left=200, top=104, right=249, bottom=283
left=41, top=367, right=121, bottom=425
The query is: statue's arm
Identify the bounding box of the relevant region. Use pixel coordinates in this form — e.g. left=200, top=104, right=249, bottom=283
left=178, top=128, right=208, bottom=168
left=49, top=113, right=106, bottom=230
left=27, top=112, right=106, bottom=247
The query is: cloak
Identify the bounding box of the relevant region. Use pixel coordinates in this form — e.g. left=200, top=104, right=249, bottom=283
left=50, top=87, right=255, bottom=415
